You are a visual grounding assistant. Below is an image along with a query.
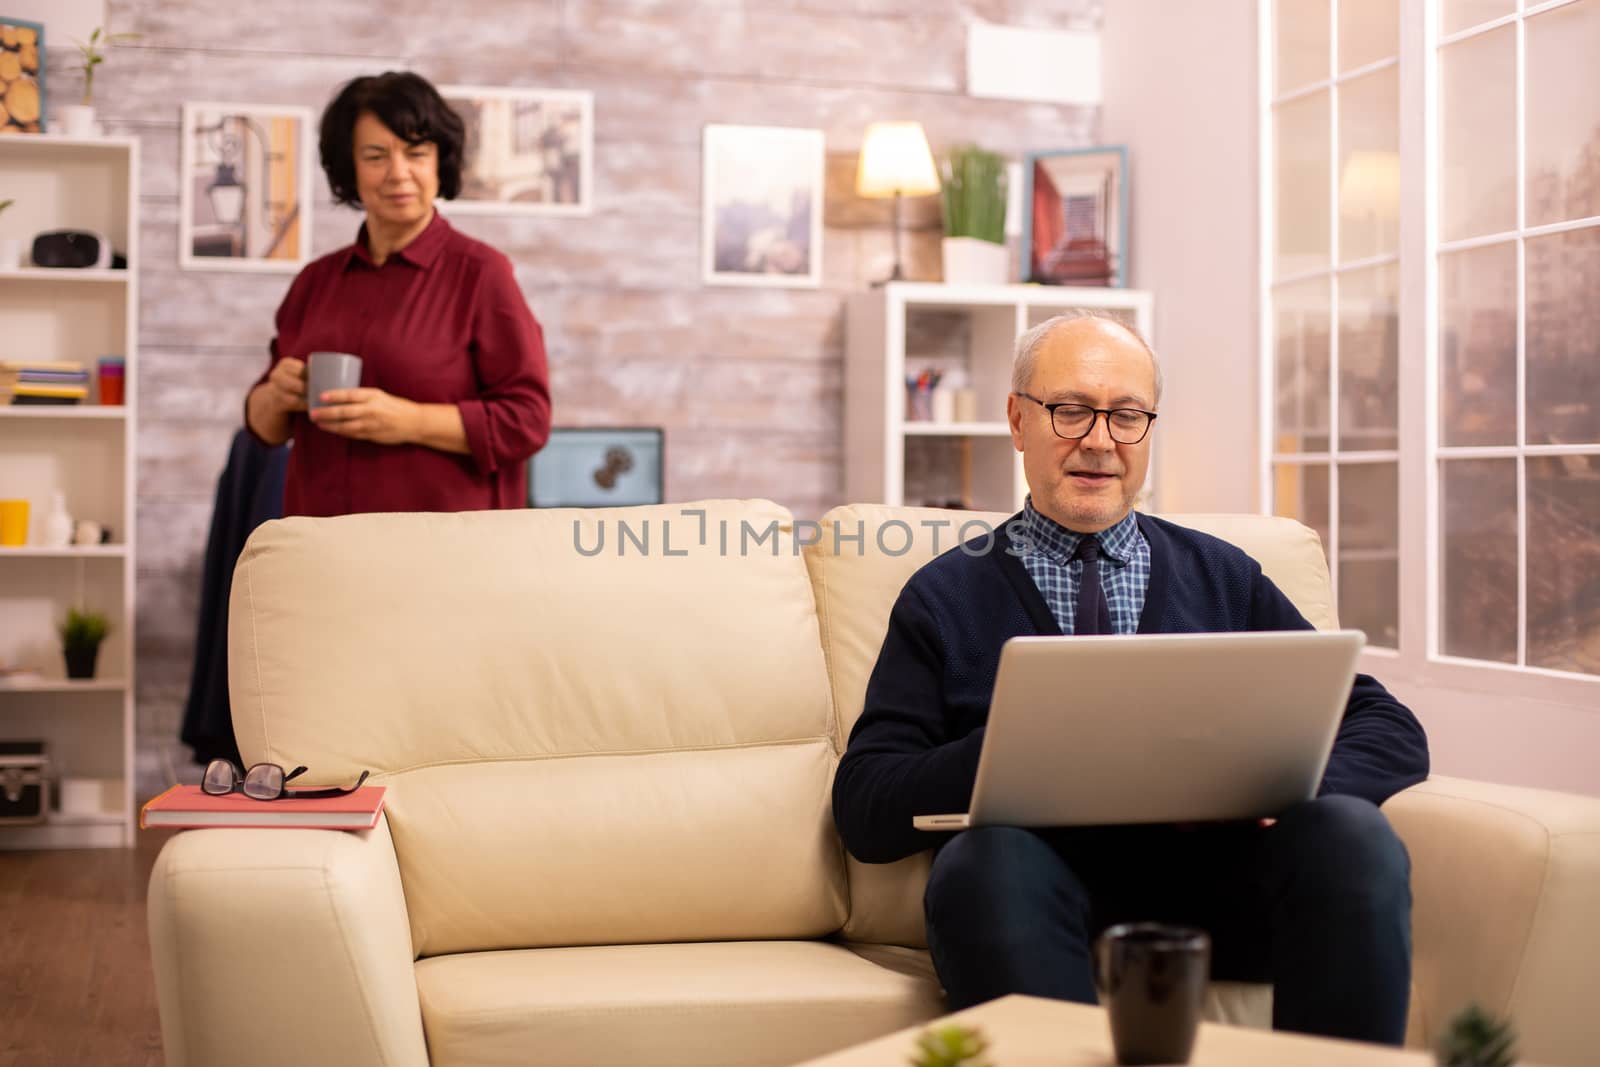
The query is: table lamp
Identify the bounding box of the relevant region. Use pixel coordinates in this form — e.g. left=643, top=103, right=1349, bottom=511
left=856, top=121, right=941, bottom=283
left=1338, top=149, right=1400, bottom=256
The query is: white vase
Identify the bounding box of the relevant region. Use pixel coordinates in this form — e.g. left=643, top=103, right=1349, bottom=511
left=59, top=104, right=99, bottom=138
left=44, top=491, right=74, bottom=548
left=941, top=236, right=1009, bottom=287
left=0, top=238, right=21, bottom=271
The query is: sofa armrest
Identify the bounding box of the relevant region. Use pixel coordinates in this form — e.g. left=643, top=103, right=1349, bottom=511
left=1383, top=774, right=1600, bottom=1066
left=148, top=813, right=429, bottom=1067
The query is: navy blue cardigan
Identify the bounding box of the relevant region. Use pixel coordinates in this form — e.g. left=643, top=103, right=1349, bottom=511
left=832, top=512, right=1431, bottom=864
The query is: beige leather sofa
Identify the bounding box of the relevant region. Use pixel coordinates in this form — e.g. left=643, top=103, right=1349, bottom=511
left=148, top=501, right=1600, bottom=1067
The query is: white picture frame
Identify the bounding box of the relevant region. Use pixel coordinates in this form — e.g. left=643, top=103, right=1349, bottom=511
left=179, top=102, right=314, bottom=273
left=437, top=86, right=594, bottom=216
left=702, top=124, right=824, bottom=288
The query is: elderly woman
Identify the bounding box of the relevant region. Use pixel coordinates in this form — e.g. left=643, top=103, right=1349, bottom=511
left=245, top=71, right=551, bottom=515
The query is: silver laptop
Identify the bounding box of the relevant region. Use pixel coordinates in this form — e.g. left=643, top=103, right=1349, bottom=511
left=913, top=630, right=1366, bottom=831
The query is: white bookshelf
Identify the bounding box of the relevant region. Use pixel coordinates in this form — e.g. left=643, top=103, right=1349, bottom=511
left=0, top=405, right=128, bottom=420
left=0, top=267, right=128, bottom=283
left=0, top=545, right=129, bottom=558
left=845, top=282, right=1156, bottom=513
left=0, top=134, right=139, bottom=849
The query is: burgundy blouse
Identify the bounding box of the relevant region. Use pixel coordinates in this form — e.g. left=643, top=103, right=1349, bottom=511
left=250, top=211, right=551, bottom=517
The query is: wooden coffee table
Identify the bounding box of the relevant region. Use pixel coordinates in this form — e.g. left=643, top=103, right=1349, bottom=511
left=794, top=994, right=1454, bottom=1066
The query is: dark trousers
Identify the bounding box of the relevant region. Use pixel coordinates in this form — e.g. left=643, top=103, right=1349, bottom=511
left=922, top=795, right=1413, bottom=1045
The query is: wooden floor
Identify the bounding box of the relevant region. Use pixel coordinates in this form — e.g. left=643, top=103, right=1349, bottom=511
left=0, top=825, right=178, bottom=1066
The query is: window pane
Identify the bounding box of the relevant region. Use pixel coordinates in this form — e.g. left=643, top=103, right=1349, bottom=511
left=1339, top=462, right=1399, bottom=648
left=1525, top=0, right=1600, bottom=227
left=1527, top=455, right=1600, bottom=676
left=1440, top=27, right=1516, bottom=242
left=1439, top=242, right=1517, bottom=446
left=1440, top=458, right=1518, bottom=663
left=1339, top=264, right=1399, bottom=450
left=1274, top=279, right=1331, bottom=453
left=1339, top=0, right=1398, bottom=71
left=1440, top=0, right=1513, bottom=38
left=1277, top=0, right=1330, bottom=94
left=1276, top=92, right=1331, bottom=278
left=1274, top=463, right=1332, bottom=565
left=1526, top=227, right=1600, bottom=445
left=1338, top=67, right=1400, bottom=262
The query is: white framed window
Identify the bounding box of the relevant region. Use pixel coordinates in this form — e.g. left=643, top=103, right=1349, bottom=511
left=1261, top=0, right=1600, bottom=694
left=1262, top=0, right=1404, bottom=651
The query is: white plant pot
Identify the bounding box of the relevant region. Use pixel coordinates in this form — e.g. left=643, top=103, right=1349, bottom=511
left=59, top=104, right=100, bottom=138
left=0, top=238, right=22, bottom=271
left=941, top=236, right=1009, bottom=287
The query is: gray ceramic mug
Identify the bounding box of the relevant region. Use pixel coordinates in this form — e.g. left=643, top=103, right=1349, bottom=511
left=306, top=351, right=363, bottom=411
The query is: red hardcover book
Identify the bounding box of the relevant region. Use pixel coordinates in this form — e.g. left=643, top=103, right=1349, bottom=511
left=139, top=785, right=386, bottom=830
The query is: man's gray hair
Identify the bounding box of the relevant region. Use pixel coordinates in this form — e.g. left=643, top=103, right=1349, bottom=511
left=1010, top=311, right=1163, bottom=404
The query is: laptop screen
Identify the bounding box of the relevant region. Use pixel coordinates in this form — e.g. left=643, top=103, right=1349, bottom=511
left=528, top=427, right=664, bottom=508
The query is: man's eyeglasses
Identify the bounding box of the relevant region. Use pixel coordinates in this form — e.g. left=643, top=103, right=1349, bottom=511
left=202, top=759, right=371, bottom=801
left=1014, top=393, right=1158, bottom=444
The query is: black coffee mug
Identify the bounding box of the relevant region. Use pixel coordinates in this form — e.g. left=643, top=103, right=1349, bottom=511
left=1094, top=923, right=1210, bottom=1065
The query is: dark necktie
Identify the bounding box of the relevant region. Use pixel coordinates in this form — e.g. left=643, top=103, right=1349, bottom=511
left=1073, top=535, right=1114, bottom=635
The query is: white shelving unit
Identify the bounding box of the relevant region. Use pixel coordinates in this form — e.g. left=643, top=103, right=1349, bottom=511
left=0, top=134, right=139, bottom=849
left=846, top=282, right=1156, bottom=513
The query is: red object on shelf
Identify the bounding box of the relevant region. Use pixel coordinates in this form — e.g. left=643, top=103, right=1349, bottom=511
left=97, top=357, right=125, bottom=406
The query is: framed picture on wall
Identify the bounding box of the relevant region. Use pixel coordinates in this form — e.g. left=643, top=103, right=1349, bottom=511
left=1021, top=145, right=1128, bottom=288
left=437, top=86, right=593, bottom=215
left=702, top=124, right=824, bottom=288
left=179, top=102, right=314, bottom=272
left=0, top=18, right=46, bottom=134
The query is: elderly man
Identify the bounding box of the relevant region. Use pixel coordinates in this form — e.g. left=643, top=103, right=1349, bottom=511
left=832, top=313, right=1429, bottom=1045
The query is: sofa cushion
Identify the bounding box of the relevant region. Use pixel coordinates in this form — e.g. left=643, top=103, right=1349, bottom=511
left=806, top=505, right=1008, bottom=945
left=1158, top=512, right=1338, bottom=630
left=805, top=504, right=1338, bottom=947
left=413, top=941, right=947, bottom=1067
left=229, top=500, right=846, bottom=956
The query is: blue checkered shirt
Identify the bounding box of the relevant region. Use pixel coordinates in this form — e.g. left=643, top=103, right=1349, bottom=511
left=1012, top=499, right=1150, bottom=635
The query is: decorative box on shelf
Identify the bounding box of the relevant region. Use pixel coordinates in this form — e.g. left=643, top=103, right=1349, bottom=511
left=0, top=740, right=50, bottom=826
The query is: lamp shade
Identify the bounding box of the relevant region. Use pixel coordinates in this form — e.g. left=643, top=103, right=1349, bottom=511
left=856, top=122, right=941, bottom=198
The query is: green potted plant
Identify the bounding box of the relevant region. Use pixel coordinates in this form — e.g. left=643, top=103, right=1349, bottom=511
left=58, top=608, right=111, bottom=680
left=940, top=144, right=1009, bottom=286
left=63, top=26, right=140, bottom=137
left=1437, top=1003, right=1518, bottom=1067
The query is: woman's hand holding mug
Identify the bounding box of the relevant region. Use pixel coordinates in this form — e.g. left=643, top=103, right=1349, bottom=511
left=309, top=387, right=421, bottom=445
left=265, top=357, right=308, bottom=415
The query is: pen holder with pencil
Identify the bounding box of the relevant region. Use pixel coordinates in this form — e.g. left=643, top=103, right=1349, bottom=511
left=906, top=371, right=942, bottom=422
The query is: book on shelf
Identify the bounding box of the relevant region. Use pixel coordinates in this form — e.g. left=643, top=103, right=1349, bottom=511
left=139, top=784, right=387, bottom=830
left=12, top=392, right=87, bottom=404
left=1, top=360, right=90, bottom=372
left=1, top=361, right=89, bottom=404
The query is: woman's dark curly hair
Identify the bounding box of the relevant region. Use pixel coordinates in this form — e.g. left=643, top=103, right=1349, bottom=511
left=319, top=71, right=465, bottom=205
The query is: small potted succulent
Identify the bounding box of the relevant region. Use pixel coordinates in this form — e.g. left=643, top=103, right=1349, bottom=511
left=58, top=608, right=111, bottom=680
left=911, top=1023, right=992, bottom=1067
left=940, top=144, right=1009, bottom=286
left=63, top=27, right=140, bottom=137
